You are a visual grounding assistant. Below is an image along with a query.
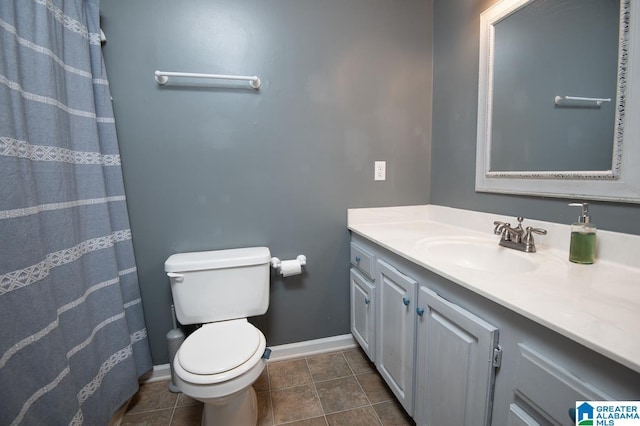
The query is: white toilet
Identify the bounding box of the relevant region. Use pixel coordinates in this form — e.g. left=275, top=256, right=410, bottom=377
left=165, top=247, right=272, bottom=426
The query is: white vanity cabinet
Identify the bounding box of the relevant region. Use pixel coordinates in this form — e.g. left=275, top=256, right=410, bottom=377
left=348, top=206, right=640, bottom=426
left=348, top=232, right=640, bottom=426
left=350, top=236, right=499, bottom=422
left=376, top=260, right=418, bottom=415
left=349, top=243, right=376, bottom=361
left=415, top=286, right=499, bottom=426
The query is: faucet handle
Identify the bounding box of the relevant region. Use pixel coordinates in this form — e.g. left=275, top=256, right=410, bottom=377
left=493, top=221, right=506, bottom=235
left=523, top=226, right=547, bottom=252
left=526, top=226, right=547, bottom=236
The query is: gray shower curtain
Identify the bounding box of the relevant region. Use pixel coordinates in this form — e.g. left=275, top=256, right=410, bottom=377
left=0, top=1, right=153, bottom=424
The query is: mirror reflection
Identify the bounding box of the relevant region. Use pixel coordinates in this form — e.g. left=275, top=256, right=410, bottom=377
left=490, top=0, right=620, bottom=173
left=476, top=0, right=640, bottom=203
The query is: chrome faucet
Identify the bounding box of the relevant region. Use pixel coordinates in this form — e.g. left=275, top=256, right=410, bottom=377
left=493, top=217, right=547, bottom=253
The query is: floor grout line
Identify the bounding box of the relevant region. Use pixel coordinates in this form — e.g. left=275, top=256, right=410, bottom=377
left=304, top=355, right=327, bottom=421
left=265, top=363, right=275, bottom=426
left=342, top=350, right=384, bottom=425
left=124, top=407, right=174, bottom=415
left=168, top=391, right=181, bottom=426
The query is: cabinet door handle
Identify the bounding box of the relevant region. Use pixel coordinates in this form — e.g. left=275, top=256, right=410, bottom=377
left=364, top=297, right=370, bottom=305
left=416, top=307, right=425, bottom=316
left=355, top=256, right=361, bottom=263
left=402, top=297, right=410, bottom=306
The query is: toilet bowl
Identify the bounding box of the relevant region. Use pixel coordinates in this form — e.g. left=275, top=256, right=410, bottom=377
left=172, top=320, right=267, bottom=425
left=165, top=247, right=272, bottom=426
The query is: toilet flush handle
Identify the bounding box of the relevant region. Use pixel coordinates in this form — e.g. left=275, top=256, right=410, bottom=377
left=167, top=272, right=184, bottom=282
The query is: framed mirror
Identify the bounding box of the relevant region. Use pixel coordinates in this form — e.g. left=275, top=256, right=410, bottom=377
left=476, top=0, right=640, bottom=203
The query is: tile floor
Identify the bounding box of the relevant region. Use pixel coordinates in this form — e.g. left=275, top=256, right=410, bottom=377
left=121, top=347, right=414, bottom=425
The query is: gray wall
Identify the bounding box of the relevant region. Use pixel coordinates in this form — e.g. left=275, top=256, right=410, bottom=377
left=430, top=0, right=640, bottom=235
left=100, top=0, right=433, bottom=364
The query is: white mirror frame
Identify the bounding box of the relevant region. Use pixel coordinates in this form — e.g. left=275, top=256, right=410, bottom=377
left=476, top=0, right=640, bottom=203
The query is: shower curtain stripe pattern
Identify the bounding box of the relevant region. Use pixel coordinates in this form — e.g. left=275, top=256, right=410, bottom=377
left=0, top=74, right=115, bottom=121
left=10, top=367, right=72, bottom=426
left=0, top=0, right=153, bottom=424
left=34, top=0, right=102, bottom=45
left=0, top=271, right=139, bottom=369
left=0, top=229, right=133, bottom=294
left=0, top=136, right=121, bottom=165
left=0, top=17, right=105, bottom=82
left=0, top=196, right=127, bottom=220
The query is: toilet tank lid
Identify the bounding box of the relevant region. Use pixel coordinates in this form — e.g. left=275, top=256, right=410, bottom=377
left=165, top=247, right=271, bottom=272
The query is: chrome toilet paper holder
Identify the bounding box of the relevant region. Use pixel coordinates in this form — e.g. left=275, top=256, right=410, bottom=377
left=271, top=255, right=307, bottom=275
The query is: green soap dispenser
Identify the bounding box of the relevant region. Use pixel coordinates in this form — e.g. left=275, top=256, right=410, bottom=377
left=568, top=202, right=596, bottom=264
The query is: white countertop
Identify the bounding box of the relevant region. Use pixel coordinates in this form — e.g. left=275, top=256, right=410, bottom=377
left=348, top=205, right=640, bottom=374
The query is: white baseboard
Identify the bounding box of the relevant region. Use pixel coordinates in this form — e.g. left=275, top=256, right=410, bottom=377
left=267, top=333, right=357, bottom=362
left=139, top=364, right=172, bottom=384
left=140, top=333, right=357, bottom=384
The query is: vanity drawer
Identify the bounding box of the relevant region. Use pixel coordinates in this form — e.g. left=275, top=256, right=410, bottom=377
left=350, top=242, right=375, bottom=280
left=513, top=344, right=613, bottom=425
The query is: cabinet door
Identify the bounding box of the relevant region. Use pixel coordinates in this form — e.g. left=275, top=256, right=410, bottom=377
left=415, top=286, right=498, bottom=426
left=376, top=260, right=417, bottom=415
left=350, top=268, right=375, bottom=362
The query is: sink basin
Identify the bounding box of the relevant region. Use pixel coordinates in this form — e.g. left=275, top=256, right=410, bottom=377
left=415, top=237, right=538, bottom=274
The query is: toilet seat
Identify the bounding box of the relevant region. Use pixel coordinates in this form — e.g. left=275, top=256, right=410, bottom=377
left=174, top=319, right=266, bottom=385
left=179, top=319, right=261, bottom=375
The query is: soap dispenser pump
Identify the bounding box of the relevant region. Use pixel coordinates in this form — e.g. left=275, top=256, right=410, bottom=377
left=568, top=202, right=596, bottom=264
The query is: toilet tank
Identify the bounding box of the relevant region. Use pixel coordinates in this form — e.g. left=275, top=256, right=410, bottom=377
left=165, top=247, right=271, bottom=325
